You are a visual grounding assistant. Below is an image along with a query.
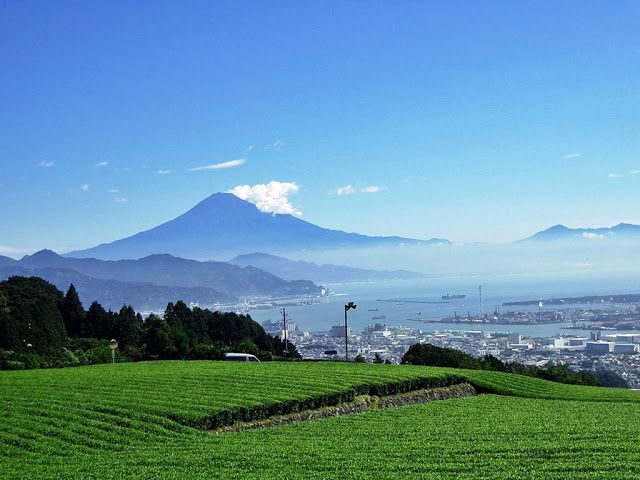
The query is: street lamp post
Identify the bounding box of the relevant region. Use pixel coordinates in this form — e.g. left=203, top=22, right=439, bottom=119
left=344, top=302, right=357, bottom=361
left=108, top=339, right=118, bottom=364
left=281, top=307, right=289, bottom=358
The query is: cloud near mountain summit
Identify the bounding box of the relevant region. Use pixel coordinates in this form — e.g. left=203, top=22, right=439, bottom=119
left=229, top=181, right=301, bottom=216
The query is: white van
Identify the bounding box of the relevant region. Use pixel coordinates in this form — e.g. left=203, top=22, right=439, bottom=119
left=223, top=352, right=261, bottom=362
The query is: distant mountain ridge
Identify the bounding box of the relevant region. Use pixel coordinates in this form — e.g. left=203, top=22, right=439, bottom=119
left=0, top=255, right=17, bottom=266
left=67, top=193, right=449, bottom=260
left=0, top=249, right=323, bottom=310
left=0, top=265, right=234, bottom=311
left=229, top=252, right=425, bottom=283
left=17, top=249, right=321, bottom=297
left=523, top=223, right=640, bottom=242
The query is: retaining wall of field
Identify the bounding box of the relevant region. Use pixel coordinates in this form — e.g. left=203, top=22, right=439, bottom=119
left=212, top=382, right=476, bottom=432
left=198, top=374, right=469, bottom=430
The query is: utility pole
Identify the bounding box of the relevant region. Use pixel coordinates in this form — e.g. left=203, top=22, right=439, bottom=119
left=479, top=285, right=484, bottom=318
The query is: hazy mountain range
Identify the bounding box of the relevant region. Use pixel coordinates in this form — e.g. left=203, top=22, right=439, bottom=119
left=229, top=252, right=425, bottom=283
left=0, top=249, right=322, bottom=310
left=0, top=265, right=235, bottom=311
left=67, top=193, right=449, bottom=260
left=522, top=223, right=640, bottom=242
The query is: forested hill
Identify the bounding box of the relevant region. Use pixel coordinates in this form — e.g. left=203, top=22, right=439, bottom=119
left=0, top=276, right=297, bottom=370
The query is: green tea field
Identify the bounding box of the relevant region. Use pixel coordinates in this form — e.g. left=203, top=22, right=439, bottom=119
left=2, top=361, right=639, bottom=479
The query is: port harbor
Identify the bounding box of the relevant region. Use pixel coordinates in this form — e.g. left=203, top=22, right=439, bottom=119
left=419, top=304, right=640, bottom=329
left=245, top=288, right=640, bottom=389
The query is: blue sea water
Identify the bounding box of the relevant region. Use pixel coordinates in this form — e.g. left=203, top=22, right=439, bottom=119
left=248, top=271, right=640, bottom=337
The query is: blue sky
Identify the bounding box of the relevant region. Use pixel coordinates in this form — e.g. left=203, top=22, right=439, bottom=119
left=1, top=0, right=639, bottom=255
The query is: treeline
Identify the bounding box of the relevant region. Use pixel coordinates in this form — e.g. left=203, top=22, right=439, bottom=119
left=401, top=343, right=628, bottom=388
left=0, top=276, right=299, bottom=370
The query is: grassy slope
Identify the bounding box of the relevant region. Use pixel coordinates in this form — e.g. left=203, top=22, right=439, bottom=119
left=2, top=361, right=639, bottom=479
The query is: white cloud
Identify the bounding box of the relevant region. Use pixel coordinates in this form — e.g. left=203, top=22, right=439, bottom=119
left=245, top=145, right=255, bottom=152
left=81, top=184, right=90, bottom=192
left=333, top=185, right=384, bottom=195
left=563, top=153, right=582, bottom=159
left=608, top=173, right=623, bottom=178
left=335, top=185, right=356, bottom=196
left=107, top=188, right=120, bottom=193
left=156, top=170, right=172, bottom=175
left=36, top=161, right=55, bottom=168
left=114, top=197, right=128, bottom=203
left=631, top=170, right=640, bottom=175
left=582, top=232, right=604, bottom=240
left=189, top=159, right=245, bottom=171
left=96, top=161, right=108, bottom=167
left=229, top=180, right=301, bottom=216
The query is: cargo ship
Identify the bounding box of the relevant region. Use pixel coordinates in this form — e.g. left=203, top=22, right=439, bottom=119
left=442, top=294, right=466, bottom=300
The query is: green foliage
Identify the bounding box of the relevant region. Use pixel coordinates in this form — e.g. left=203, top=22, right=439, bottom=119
left=85, top=301, right=112, bottom=339
left=114, top=305, right=143, bottom=349
left=402, top=343, right=482, bottom=369
left=192, top=341, right=229, bottom=360
left=61, top=284, right=85, bottom=337
left=0, top=276, right=66, bottom=354
left=143, top=314, right=176, bottom=358
left=0, top=276, right=301, bottom=369
left=402, top=343, right=600, bottom=387
left=234, top=338, right=260, bottom=357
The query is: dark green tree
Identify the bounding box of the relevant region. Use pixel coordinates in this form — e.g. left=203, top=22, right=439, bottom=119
left=85, top=301, right=111, bottom=339
left=143, top=314, right=176, bottom=358
left=373, top=353, right=384, bottom=364
left=0, top=276, right=66, bottom=354
left=61, top=284, right=86, bottom=338
left=401, top=343, right=481, bottom=369
left=233, top=338, right=260, bottom=356
left=114, top=305, right=143, bottom=349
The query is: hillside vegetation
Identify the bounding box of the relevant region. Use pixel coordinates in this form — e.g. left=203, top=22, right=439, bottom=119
left=0, top=277, right=297, bottom=370
left=2, top=361, right=639, bottom=479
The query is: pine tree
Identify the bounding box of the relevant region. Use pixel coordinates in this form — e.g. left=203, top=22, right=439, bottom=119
left=115, top=305, right=143, bottom=348
left=61, top=284, right=85, bottom=338
left=85, top=301, right=110, bottom=339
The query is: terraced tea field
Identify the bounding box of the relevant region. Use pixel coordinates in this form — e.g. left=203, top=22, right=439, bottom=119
left=2, top=361, right=639, bottom=479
